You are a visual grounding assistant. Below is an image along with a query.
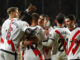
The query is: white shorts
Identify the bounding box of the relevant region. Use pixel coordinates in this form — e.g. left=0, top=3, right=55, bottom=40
left=0, top=50, right=17, bottom=60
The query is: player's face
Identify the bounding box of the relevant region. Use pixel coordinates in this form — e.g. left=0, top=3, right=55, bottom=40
left=65, top=18, right=74, bottom=28
left=38, top=16, right=45, bottom=27
left=13, top=9, right=19, bottom=18
left=44, top=18, right=47, bottom=26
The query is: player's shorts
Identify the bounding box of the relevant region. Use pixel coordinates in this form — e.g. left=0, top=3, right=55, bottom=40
left=0, top=49, right=17, bottom=60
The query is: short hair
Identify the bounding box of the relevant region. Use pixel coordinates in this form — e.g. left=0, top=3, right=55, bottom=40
left=45, top=15, right=50, bottom=21
left=66, top=15, right=76, bottom=21
left=7, top=7, right=18, bottom=14
left=40, top=14, right=46, bottom=18
left=31, top=13, right=39, bottom=21
left=39, top=14, right=47, bottom=21
left=56, top=13, right=65, bottom=24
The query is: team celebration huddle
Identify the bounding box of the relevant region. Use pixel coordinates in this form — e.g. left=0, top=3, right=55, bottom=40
left=0, top=3, right=80, bottom=60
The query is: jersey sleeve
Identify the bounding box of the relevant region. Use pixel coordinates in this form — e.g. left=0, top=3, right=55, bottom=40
left=18, top=20, right=29, bottom=32
left=35, top=26, right=46, bottom=42
left=42, top=29, right=56, bottom=46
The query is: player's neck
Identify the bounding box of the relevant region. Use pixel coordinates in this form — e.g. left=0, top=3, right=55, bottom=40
left=9, top=15, right=15, bottom=20
left=31, top=21, right=38, bottom=26
left=57, top=24, right=64, bottom=28
left=68, top=25, right=76, bottom=31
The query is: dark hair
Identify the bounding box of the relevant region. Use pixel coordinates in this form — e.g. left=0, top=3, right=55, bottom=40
left=45, top=15, right=50, bottom=21
left=66, top=15, right=76, bottom=21
left=40, top=14, right=46, bottom=18
left=31, top=13, right=39, bottom=21
left=7, top=7, right=18, bottom=14
left=56, top=13, right=65, bottom=24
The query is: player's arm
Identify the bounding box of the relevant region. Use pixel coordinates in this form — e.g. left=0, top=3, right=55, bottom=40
left=20, top=4, right=37, bottom=22
left=20, top=21, right=42, bottom=45
left=25, top=26, right=41, bottom=44
left=42, top=39, right=53, bottom=46
left=22, top=27, right=38, bottom=46
left=42, top=30, right=55, bottom=46
left=20, top=40, right=32, bottom=47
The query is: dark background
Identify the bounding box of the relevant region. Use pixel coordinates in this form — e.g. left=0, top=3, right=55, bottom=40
left=0, top=0, right=80, bottom=25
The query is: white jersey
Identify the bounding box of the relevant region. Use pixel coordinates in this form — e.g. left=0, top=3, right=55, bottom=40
left=0, top=18, right=29, bottom=52
left=51, top=27, right=70, bottom=60
left=24, top=25, right=46, bottom=60
left=43, top=27, right=53, bottom=59
left=68, top=27, right=80, bottom=60
left=42, top=27, right=70, bottom=60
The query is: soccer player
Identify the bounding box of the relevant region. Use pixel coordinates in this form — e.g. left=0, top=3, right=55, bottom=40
left=41, top=15, right=53, bottom=60
left=20, top=13, right=46, bottom=60
left=0, top=7, right=33, bottom=60
left=42, top=13, right=70, bottom=60
left=65, top=15, right=80, bottom=60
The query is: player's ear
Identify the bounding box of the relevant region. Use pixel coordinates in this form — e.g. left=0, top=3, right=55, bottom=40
left=55, top=20, right=58, bottom=24
left=63, top=21, right=65, bottom=24
left=62, top=21, right=65, bottom=27
left=72, top=20, right=75, bottom=24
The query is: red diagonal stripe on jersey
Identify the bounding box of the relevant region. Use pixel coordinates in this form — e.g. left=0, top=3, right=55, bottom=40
left=55, top=30, right=80, bottom=55
left=55, top=30, right=64, bottom=38
left=55, top=30, right=68, bottom=54
left=72, top=40, right=80, bottom=55
left=22, top=50, right=24, bottom=60
left=7, top=40, right=15, bottom=51
left=33, top=48, right=43, bottom=60
left=68, top=30, right=80, bottom=55
left=6, top=19, right=15, bottom=52
left=1, top=38, right=4, bottom=43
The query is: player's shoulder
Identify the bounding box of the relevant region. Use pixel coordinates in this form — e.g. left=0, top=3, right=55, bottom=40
left=55, top=27, right=68, bottom=30
left=49, top=26, right=54, bottom=32
left=2, top=18, right=10, bottom=26
left=64, top=27, right=70, bottom=31
left=72, top=27, right=80, bottom=32
left=54, top=27, right=70, bottom=33
left=54, top=27, right=62, bottom=31
left=4, top=18, right=10, bottom=23
left=75, top=27, right=80, bottom=30
left=35, top=25, right=44, bottom=30
left=16, top=19, right=29, bottom=26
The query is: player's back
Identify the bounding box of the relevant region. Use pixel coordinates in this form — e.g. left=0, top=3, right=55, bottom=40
left=51, top=27, right=70, bottom=60
left=24, top=25, right=46, bottom=60
left=1, top=18, right=29, bottom=52
left=0, top=19, right=11, bottom=50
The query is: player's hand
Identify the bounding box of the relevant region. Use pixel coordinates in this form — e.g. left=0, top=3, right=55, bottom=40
left=20, top=40, right=32, bottom=46
left=25, top=4, right=37, bottom=12
left=24, top=40, right=32, bottom=46
left=31, top=37, right=39, bottom=44
left=17, top=47, right=20, bottom=55
left=45, top=28, right=49, bottom=36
